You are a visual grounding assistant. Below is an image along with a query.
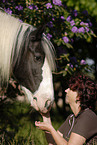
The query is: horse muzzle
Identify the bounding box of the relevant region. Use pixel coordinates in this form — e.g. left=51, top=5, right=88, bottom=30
left=32, top=96, right=54, bottom=113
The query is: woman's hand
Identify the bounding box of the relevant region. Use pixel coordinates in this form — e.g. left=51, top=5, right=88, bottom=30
left=35, top=121, right=68, bottom=145
left=35, top=121, right=52, bottom=132
left=39, top=105, right=52, bottom=124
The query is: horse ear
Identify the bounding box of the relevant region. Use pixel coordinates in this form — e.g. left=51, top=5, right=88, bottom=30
left=30, top=25, right=46, bottom=41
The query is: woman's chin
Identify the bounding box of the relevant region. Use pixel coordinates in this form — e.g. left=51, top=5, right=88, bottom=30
left=65, top=98, right=69, bottom=104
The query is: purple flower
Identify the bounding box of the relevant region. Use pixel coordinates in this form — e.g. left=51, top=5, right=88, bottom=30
left=88, top=22, right=92, bottom=27
left=70, top=57, right=77, bottom=63
left=53, top=0, right=62, bottom=6
left=46, top=33, right=52, bottom=40
left=66, top=16, right=72, bottom=22
left=73, top=10, right=78, bottom=17
left=70, top=20, right=75, bottom=26
left=3, top=0, right=5, bottom=2
left=80, top=59, right=86, bottom=65
left=80, top=22, right=89, bottom=27
left=82, top=10, right=88, bottom=16
left=84, top=23, right=89, bottom=27
left=62, top=36, right=69, bottom=43
left=65, top=68, right=68, bottom=71
left=60, top=16, right=65, bottom=20
left=85, top=27, right=89, bottom=32
left=47, top=21, right=53, bottom=28
left=4, top=8, right=12, bottom=14
left=15, top=5, right=23, bottom=11
left=71, top=26, right=78, bottom=33
left=45, top=3, right=52, bottom=9
left=52, top=17, right=55, bottom=21
left=28, top=4, right=38, bottom=10
left=78, top=27, right=85, bottom=33
left=70, top=63, right=73, bottom=68
left=19, top=19, right=23, bottom=23
left=28, top=5, right=33, bottom=10
left=80, top=22, right=84, bottom=26
left=71, top=38, right=74, bottom=44
left=86, top=19, right=92, bottom=26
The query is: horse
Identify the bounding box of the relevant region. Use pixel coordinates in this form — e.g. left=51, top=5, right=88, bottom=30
left=0, top=9, right=56, bottom=113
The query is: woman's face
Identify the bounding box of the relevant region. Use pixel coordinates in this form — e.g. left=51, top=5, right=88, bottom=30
left=65, top=88, right=78, bottom=104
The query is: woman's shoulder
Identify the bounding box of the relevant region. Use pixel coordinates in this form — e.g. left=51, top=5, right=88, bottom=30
left=80, top=108, right=97, bottom=121
left=74, top=108, right=97, bottom=131
left=72, top=108, right=97, bottom=140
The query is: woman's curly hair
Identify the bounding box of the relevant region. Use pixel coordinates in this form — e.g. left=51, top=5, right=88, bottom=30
left=69, top=73, right=97, bottom=111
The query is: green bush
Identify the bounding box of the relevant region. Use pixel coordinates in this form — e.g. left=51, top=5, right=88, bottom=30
left=0, top=101, right=65, bottom=145
left=0, top=0, right=96, bottom=77
left=0, top=0, right=97, bottom=144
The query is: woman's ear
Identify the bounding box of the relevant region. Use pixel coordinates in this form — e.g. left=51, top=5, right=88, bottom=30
left=75, top=95, right=80, bottom=103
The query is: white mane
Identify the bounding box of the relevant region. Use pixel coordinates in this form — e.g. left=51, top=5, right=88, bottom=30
left=0, top=10, right=56, bottom=88
left=0, top=10, right=35, bottom=87
left=42, top=34, right=56, bottom=72
left=0, top=11, right=20, bottom=86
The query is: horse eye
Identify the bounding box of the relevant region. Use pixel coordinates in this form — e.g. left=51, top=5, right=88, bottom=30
left=34, top=55, right=42, bottom=61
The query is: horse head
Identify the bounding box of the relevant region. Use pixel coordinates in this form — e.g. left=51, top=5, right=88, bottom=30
left=13, top=25, right=56, bottom=113
left=0, top=10, right=56, bottom=113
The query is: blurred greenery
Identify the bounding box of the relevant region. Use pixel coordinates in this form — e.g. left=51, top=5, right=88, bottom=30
left=0, top=0, right=97, bottom=144
left=0, top=100, right=69, bottom=145
left=63, top=0, right=97, bottom=19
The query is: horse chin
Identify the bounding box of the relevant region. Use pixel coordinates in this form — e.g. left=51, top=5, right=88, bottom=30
left=32, top=100, right=46, bottom=113
left=33, top=97, right=53, bottom=114
left=21, top=86, right=53, bottom=113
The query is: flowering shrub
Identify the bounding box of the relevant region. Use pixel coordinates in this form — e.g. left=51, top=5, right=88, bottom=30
left=0, top=0, right=96, bottom=77
left=64, top=0, right=97, bottom=18
left=0, top=1, right=96, bottom=143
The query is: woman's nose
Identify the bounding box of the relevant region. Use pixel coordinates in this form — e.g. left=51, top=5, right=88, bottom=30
left=65, top=88, right=69, bottom=93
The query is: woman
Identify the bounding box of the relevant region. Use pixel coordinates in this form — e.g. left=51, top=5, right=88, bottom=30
left=35, top=73, right=97, bottom=145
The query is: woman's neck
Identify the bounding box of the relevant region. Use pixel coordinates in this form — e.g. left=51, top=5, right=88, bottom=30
left=70, top=102, right=81, bottom=116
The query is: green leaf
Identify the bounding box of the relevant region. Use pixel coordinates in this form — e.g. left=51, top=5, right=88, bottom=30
left=65, top=43, right=73, bottom=49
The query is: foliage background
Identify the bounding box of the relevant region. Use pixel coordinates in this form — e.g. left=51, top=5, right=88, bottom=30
left=0, top=0, right=97, bottom=144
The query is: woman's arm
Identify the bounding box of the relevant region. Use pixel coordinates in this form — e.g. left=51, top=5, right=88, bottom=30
left=35, top=112, right=67, bottom=145
left=35, top=120, right=67, bottom=145
left=35, top=108, right=86, bottom=145
left=38, top=112, right=57, bottom=145
left=35, top=119, right=86, bottom=145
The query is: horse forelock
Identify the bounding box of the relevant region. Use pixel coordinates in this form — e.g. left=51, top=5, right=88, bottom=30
left=0, top=10, right=35, bottom=87
left=42, top=34, right=56, bottom=72
left=15, top=28, right=56, bottom=73
left=0, top=9, right=56, bottom=89
left=13, top=24, right=36, bottom=69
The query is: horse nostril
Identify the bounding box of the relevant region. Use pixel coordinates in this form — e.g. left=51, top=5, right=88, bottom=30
left=44, top=100, right=51, bottom=110
left=33, top=97, right=37, bottom=101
